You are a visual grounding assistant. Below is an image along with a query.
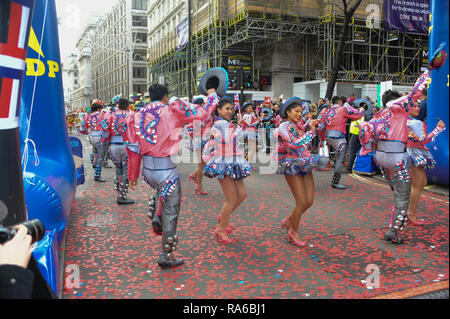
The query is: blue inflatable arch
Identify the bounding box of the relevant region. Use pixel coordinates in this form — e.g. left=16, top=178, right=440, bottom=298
left=19, top=0, right=76, bottom=296
left=426, top=0, right=449, bottom=186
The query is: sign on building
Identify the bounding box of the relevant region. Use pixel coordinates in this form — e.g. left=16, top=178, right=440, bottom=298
left=383, top=0, right=430, bottom=34
left=176, top=18, right=189, bottom=51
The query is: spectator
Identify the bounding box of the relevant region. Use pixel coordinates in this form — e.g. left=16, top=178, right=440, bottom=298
left=309, top=103, right=318, bottom=119
left=344, top=102, right=368, bottom=173
left=318, top=98, right=325, bottom=107
left=0, top=225, right=34, bottom=299
left=309, top=103, right=320, bottom=153
left=416, top=88, right=427, bottom=122
left=318, top=98, right=329, bottom=114
left=273, top=103, right=280, bottom=116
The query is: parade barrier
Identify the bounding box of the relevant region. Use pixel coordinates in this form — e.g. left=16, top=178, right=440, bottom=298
left=19, top=0, right=76, bottom=296
left=427, top=0, right=449, bottom=186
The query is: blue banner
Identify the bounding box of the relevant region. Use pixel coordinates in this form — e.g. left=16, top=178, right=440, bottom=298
left=384, top=0, right=430, bottom=34
left=177, top=17, right=189, bottom=51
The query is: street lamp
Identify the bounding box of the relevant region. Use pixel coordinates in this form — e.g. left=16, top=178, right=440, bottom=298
left=96, top=71, right=99, bottom=99
left=187, top=0, right=192, bottom=101
left=125, top=47, right=131, bottom=99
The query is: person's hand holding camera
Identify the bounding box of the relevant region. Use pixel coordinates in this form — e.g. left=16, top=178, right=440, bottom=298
left=0, top=225, right=33, bottom=268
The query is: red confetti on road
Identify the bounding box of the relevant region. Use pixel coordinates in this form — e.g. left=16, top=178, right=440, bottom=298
left=63, top=141, right=449, bottom=299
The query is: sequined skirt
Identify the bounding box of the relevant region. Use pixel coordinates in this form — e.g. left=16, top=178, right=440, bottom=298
left=203, top=156, right=253, bottom=180
left=277, top=155, right=329, bottom=176
left=407, top=147, right=436, bottom=169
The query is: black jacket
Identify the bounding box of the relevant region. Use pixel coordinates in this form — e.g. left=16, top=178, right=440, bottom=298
left=0, top=264, right=34, bottom=299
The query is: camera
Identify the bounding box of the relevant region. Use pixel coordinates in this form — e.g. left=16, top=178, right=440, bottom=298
left=0, top=219, right=45, bottom=245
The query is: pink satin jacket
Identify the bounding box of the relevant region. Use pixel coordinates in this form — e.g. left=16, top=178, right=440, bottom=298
left=358, top=71, right=430, bottom=155
left=107, top=110, right=133, bottom=137
left=318, top=103, right=364, bottom=134
left=80, top=110, right=109, bottom=133
left=127, top=99, right=210, bottom=158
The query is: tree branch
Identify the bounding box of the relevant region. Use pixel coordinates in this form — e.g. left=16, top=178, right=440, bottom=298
left=336, top=1, right=345, bottom=13
left=348, top=0, right=363, bottom=16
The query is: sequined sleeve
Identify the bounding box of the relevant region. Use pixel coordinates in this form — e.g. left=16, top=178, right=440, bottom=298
left=169, top=98, right=210, bottom=123
left=278, top=122, right=314, bottom=151
left=343, top=103, right=364, bottom=121
left=423, top=126, right=445, bottom=145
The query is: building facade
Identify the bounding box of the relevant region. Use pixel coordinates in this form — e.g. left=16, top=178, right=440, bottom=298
left=147, top=0, right=187, bottom=86
left=147, top=0, right=428, bottom=100
left=62, top=53, right=79, bottom=108
left=91, top=0, right=148, bottom=104
left=70, top=15, right=103, bottom=109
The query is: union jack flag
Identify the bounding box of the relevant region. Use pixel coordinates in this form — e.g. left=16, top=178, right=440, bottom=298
left=234, top=93, right=240, bottom=110
left=0, top=0, right=34, bottom=129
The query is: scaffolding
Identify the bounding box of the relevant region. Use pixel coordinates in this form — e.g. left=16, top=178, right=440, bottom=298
left=148, top=0, right=428, bottom=97
left=316, top=0, right=428, bottom=85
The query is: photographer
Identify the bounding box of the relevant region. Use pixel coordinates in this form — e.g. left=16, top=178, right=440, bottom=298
left=0, top=225, right=34, bottom=299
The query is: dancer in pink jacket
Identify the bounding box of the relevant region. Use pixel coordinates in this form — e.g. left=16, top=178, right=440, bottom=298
left=359, top=70, right=430, bottom=244
left=126, top=84, right=210, bottom=269
left=79, top=99, right=109, bottom=182
left=106, top=97, right=135, bottom=205
left=202, top=97, right=253, bottom=244
left=318, top=96, right=364, bottom=189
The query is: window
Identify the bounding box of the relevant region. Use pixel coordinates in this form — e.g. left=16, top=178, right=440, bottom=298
left=133, top=32, right=147, bottom=44
left=133, top=67, right=147, bottom=78
left=132, top=49, right=147, bottom=61
left=132, top=15, right=147, bottom=27
left=132, top=0, right=147, bottom=10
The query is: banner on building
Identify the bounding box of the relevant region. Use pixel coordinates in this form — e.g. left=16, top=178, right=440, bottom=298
left=176, top=17, right=189, bottom=51
left=383, top=0, right=430, bottom=34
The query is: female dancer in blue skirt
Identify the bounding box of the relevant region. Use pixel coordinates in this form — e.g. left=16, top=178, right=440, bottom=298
left=273, top=98, right=328, bottom=247
left=203, top=97, right=253, bottom=244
